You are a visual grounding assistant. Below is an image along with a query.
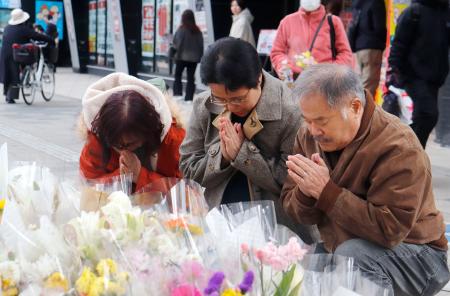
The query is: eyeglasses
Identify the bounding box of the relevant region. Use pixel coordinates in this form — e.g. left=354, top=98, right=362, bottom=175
left=209, top=89, right=251, bottom=106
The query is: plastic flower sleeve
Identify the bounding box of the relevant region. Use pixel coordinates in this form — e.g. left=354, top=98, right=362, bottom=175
left=80, top=173, right=133, bottom=212
left=7, top=162, right=59, bottom=226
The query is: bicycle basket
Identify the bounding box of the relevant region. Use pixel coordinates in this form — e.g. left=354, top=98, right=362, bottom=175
left=43, top=46, right=58, bottom=64
left=12, top=43, right=38, bottom=65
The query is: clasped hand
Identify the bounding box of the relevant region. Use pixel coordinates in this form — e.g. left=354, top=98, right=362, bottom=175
left=286, top=153, right=330, bottom=199
left=119, top=151, right=142, bottom=183
left=218, top=117, right=245, bottom=162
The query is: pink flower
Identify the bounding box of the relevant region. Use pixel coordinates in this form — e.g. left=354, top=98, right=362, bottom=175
left=255, top=249, right=266, bottom=263
left=181, top=261, right=204, bottom=281
left=171, top=284, right=202, bottom=296
left=241, top=243, right=250, bottom=255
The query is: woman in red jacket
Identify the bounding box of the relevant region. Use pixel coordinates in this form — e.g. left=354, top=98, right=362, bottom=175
left=79, top=73, right=185, bottom=192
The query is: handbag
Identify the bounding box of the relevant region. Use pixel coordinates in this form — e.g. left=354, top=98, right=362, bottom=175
left=168, top=45, right=177, bottom=60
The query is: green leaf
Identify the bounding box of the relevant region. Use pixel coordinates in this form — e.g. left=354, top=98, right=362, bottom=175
left=274, top=265, right=297, bottom=296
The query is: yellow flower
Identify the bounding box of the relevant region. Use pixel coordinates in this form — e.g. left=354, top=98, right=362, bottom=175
left=0, top=199, right=5, bottom=210
left=96, top=258, right=117, bottom=277
left=76, top=267, right=96, bottom=294
left=45, top=272, right=69, bottom=292
left=105, top=280, right=127, bottom=295
left=303, top=50, right=311, bottom=58
left=221, top=288, right=243, bottom=296
left=88, top=277, right=105, bottom=296
left=2, top=278, right=19, bottom=296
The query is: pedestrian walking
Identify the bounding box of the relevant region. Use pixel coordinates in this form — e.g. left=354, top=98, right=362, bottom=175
left=180, top=38, right=319, bottom=244
left=283, top=64, right=449, bottom=296
left=347, top=0, right=387, bottom=97
left=172, top=9, right=204, bottom=102
left=0, top=8, right=54, bottom=104
left=229, top=0, right=256, bottom=47
left=388, top=0, right=449, bottom=148
left=270, top=0, right=352, bottom=82
left=79, top=73, right=185, bottom=193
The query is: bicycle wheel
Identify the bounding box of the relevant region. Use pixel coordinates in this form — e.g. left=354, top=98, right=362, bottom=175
left=41, top=63, right=55, bottom=101
left=21, top=66, right=36, bottom=105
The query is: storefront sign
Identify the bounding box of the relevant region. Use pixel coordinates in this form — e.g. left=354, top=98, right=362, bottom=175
left=0, top=0, right=20, bottom=9
left=35, top=1, right=64, bottom=40
left=88, top=0, right=97, bottom=63
left=257, top=29, right=277, bottom=55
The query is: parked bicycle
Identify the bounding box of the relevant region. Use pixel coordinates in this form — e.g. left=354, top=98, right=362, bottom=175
left=12, top=41, right=56, bottom=105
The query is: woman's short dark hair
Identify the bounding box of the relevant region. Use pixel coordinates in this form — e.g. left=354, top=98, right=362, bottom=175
left=91, top=90, right=164, bottom=168
left=200, top=37, right=261, bottom=91
left=232, top=0, right=247, bottom=10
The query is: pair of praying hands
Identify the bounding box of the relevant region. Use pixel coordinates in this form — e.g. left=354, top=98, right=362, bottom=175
left=219, top=117, right=245, bottom=163
left=119, top=151, right=141, bottom=183
left=286, top=153, right=330, bottom=199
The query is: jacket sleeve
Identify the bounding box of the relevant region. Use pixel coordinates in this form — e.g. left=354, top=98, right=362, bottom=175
left=173, top=29, right=182, bottom=50
left=28, top=27, right=55, bottom=45
left=179, top=98, right=235, bottom=189
left=79, top=135, right=121, bottom=181
left=315, top=147, right=428, bottom=249
left=332, top=16, right=353, bottom=66
left=270, top=19, right=290, bottom=75
left=231, top=109, right=300, bottom=195
left=281, top=130, right=324, bottom=225
left=388, top=8, right=414, bottom=72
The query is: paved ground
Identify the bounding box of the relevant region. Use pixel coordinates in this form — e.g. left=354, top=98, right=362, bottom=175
left=1, top=68, right=450, bottom=294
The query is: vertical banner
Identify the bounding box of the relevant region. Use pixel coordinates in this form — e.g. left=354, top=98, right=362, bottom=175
left=155, top=0, right=172, bottom=72
left=141, top=0, right=155, bottom=71
left=88, top=0, right=97, bottom=64
left=173, top=0, right=189, bottom=29
left=63, top=0, right=80, bottom=70
left=108, top=0, right=127, bottom=72
left=35, top=1, right=64, bottom=40
left=97, top=0, right=107, bottom=66
left=106, top=3, right=114, bottom=68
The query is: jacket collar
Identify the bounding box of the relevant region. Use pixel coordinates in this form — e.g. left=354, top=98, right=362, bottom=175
left=298, top=5, right=326, bottom=18
left=354, top=89, right=376, bottom=141
left=209, top=71, right=284, bottom=139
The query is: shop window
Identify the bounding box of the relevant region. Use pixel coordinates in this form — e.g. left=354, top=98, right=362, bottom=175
left=88, top=0, right=114, bottom=68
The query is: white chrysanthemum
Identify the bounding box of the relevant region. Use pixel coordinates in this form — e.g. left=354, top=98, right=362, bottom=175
left=21, top=254, right=58, bottom=282
left=101, top=191, right=134, bottom=230
left=0, top=260, right=21, bottom=282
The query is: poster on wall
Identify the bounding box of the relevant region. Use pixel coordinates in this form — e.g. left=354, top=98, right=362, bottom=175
left=194, top=0, right=207, bottom=34
left=142, top=0, right=155, bottom=60
left=155, top=0, right=171, bottom=65
left=88, top=0, right=97, bottom=63
left=97, top=0, right=107, bottom=66
left=173, top=0, right=189, bottom=29
left=256, top=30, right=277, bottom=55
left=0, top=0, right=20, bottom=8
left=35, top=1, right=64, bottom=40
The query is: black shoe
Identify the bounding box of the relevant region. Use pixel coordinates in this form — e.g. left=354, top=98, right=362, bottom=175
left=6, top=99, right=15, bottom=104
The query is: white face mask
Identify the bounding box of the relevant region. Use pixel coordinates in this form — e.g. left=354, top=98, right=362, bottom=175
left=301, top=0, right=321, bottom=12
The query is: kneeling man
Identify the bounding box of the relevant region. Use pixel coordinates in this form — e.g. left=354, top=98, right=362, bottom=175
left=282, top=64, right=449, bottom=296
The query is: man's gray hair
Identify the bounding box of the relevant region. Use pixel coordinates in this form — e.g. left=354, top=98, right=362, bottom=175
left=293, top=64, right=366, bottom=108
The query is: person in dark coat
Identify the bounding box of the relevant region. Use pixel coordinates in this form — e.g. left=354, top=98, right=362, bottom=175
left=347, top=0, right=387, bottom=97
left=45, top=14, right=58, bottom=41
left=0, top=8, right=54, bottom=103
left=388, top=0, right=449, bottom=148
left=172, top=9, right=204, bottom=102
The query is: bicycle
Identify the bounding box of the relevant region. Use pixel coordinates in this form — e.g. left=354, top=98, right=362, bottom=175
left=14, top=41, right=55, bottom=105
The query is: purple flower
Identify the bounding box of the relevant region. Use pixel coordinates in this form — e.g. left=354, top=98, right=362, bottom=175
left=238, top=271, right=254, bottom=294
left=204, top=272, right=225, bottom=295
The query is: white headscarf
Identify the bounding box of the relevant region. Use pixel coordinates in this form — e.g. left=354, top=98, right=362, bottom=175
left=81, top=72, right=172, bottom=140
